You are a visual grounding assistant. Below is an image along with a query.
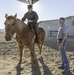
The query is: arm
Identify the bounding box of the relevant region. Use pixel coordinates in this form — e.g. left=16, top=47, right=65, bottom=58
left=61, top=33, right=67, bottom=44
left=60, top=26, right=67, bottom=48
left=22, top=13, right=27, bottom=21
left=33, top=12, right=39, bottom=22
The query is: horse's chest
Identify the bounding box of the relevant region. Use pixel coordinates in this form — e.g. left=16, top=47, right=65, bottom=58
left=16, top=38, right=30, bottom=46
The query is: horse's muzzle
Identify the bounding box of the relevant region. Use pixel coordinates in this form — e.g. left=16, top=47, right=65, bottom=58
left=5, top=35, right=12, bottom=41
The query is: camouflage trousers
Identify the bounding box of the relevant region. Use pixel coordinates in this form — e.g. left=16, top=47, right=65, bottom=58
left=28, top=22, right=39, bottom=39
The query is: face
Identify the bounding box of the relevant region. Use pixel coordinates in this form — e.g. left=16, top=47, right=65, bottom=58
left=59, top=19, right=65, bottom=25
left=28, top=8, right=32, bottom=13
left=4, top=14, right=17, bottom=41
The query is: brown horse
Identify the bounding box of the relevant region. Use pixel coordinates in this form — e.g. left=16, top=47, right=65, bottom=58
left=4, top=14, right=45, bottom=65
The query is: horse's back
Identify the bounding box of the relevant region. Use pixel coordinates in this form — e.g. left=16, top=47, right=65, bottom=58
left=38, top=27, right=45, bottom=34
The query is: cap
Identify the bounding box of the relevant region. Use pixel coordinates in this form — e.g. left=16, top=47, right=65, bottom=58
left=28, top=5, right=33, bottom=9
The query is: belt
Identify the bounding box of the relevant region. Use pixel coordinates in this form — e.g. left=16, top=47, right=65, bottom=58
left=58, top=39, right=62, bottom=40
left=57, top=39, right=62, bottom=43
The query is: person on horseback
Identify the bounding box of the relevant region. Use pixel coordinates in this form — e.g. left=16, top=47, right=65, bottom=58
left=22, top=5, right=39, bottom=41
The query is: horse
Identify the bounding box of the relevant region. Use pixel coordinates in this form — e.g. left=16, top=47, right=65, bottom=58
left=4, top=14, right=45, bottom=65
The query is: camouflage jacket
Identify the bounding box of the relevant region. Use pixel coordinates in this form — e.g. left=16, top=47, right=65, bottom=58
left=22, top=11, right=38, bottom=23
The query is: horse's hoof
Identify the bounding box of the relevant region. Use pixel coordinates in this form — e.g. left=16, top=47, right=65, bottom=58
left=32, top=61, right=36, bottom=65
left=38, top=55, right=42, bottom=60
left=18, top=62, right=21, bottom=66
left=32, top=62, right=37, bottom=66
left=32, top=64, right=37, bottom=67
left=33, top=62, right=36, bottom=65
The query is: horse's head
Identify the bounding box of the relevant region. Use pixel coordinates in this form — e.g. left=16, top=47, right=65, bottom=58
left=4, top=14, right=17, bottom=41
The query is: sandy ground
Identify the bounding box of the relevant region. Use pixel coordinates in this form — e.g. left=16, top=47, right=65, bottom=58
left=0, top=37, right=74, bottom=75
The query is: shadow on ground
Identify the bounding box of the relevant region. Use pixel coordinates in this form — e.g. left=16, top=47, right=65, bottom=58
left=16, top=65, right=24, bottom=75
left=31, top=56, right=53, bottom=75
left=44, top=40, right=74, bottom=52
left=62, top=71, right=74, bottom=75
left=31, top=46, right=52, bottom=75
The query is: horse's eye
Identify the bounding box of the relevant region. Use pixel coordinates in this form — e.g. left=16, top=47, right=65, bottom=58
left=12, top=23, right=15, bottom=26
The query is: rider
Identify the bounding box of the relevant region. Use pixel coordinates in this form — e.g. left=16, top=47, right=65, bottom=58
left=22, top=5, right=39, bottom=41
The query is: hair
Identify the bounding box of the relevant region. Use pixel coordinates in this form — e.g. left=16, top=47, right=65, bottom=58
left=59, top=17, right=65, bottom=21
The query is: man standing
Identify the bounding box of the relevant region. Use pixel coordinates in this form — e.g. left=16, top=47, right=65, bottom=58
left=22, top=5, right=39, bottom=41
left=57, top=18, right=70, bottom=74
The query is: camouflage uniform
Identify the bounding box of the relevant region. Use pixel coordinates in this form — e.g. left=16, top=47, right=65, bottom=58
left=22, top=9, right=39, bottom=39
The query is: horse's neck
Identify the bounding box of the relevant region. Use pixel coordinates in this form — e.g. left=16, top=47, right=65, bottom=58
left=15, top=19, right=30, bottom=38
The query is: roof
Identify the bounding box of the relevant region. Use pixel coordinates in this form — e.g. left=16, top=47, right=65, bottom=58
left=39, top=19, right=58, bottom=23
left=18, top=0, right=39, bottom=4
left=65, top=16, right=74, bottom=19
left=39, top=16, right=74, bottom=23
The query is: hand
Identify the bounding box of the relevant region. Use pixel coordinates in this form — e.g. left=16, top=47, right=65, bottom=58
left=60, top=43, right=63, bottom=48
left=28, top=20, right=33, bottom=22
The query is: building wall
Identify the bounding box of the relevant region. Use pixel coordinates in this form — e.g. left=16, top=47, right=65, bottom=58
left=39, top=16, right=74, bottom=40
left=65, top=17, right=74, bottom=36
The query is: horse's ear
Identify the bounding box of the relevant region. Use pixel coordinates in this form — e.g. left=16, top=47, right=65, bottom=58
left=14, top=14, right=17, bottom=18
left=5, top=14, right=8, bottom=18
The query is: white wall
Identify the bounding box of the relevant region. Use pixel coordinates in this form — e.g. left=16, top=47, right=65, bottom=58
left=65, top=17, right=74, bottom=36
left=39, top=16, right=74, bottom=39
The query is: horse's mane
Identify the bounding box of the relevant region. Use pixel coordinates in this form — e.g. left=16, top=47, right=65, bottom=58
left=16, top=18, right=30, bottom=35
left=7, top=16, right=27, bottom=26
left=16, top=18, right=27, bottom=26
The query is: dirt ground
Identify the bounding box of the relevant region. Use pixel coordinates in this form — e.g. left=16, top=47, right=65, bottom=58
left=0, top=37, right=74, bottom=75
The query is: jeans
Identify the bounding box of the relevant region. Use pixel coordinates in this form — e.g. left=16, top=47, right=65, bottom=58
left=58, top=39, right=70, bottom=71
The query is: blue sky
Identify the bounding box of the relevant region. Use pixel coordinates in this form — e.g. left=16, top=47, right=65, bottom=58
left=0, top=0, right=74, bottom=29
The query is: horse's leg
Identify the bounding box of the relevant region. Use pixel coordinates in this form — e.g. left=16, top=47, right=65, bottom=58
left=28, top=44, right=36, bottom=64
left=37, top=42, right=43, bottom=59
left=38, top=43, right=42, bottom=55
left=39, top=35, right=45, bottom=55
left=18, top=46, right=24, bottom=65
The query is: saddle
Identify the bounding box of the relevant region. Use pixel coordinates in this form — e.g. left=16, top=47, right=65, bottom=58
left=28, top=23, right=43, bottom=42
left=28, top=23, right=43, bottom=34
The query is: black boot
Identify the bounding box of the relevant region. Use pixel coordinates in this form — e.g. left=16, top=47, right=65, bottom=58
left=58, top=65, right=64, bottom=70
